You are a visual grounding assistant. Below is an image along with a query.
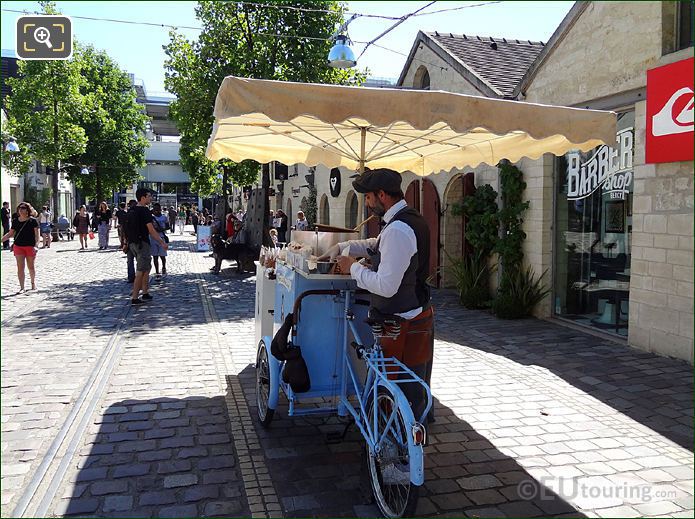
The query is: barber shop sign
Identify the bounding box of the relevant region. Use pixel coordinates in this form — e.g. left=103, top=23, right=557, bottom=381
left=646, top=57, right=694, bottom=164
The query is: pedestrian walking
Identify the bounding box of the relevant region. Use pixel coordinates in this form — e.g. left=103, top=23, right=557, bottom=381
left=177, top=205, right=186, bottom=235
left=150, top=203, right=169, bottom=276
left=1, top=202, right=40, bottom=293
left=192, top=209, right=199, bottom=234
left=2, top=201, right=10, bottom=250
left=115, top=202, right=128, bottom=249
left=73, top=206, right=91, bottom=250
left=96, top=201, right=111, bottom=249
left=127, top=188, right=168, bottom=306
left=276, top=209, right=288, bottom=242
left=122, top=200, right=137, bottom=283
left=38, top=205, right=52, bottom=248
left=168, top=206, right=177, bottom=235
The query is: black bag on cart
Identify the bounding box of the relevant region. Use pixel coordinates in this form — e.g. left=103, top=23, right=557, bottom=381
left=270, top=313, right=311, bottom=393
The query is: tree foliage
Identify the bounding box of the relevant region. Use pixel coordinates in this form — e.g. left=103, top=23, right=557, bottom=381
left=4, top=1, right=147, bottom=209
left=4, top=1, right=87, bottom=183
left=164, top=0, right=365, bottom=196
left=66, top=45, right=148, bottom=202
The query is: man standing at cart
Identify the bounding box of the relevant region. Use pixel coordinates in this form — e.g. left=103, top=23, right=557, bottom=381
left=321, top=168, right=434, bottom=423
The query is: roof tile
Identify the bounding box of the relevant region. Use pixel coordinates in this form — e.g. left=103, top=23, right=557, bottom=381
left=427, top=32, right=544, bottom=97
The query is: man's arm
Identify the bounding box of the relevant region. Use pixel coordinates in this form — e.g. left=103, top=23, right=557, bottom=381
left=349, top=224, right=416, bottom=298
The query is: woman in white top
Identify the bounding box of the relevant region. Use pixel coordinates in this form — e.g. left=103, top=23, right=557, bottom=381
left=38, top=206, right=52, bottom=248
left=295, top=211, right=309, bottom=231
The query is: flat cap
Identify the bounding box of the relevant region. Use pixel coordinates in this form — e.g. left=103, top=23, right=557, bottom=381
left=351, top=168, right=402, bottom=194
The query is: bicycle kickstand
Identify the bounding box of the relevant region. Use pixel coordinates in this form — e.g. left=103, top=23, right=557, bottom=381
left=325, top=418, right=354, bottom=444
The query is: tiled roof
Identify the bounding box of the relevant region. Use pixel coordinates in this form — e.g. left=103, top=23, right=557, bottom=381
left=427, top=32, right=544, bottom=98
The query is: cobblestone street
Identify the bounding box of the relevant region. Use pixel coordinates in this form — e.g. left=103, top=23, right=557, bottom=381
left=1, top=231, right=693, bottom=518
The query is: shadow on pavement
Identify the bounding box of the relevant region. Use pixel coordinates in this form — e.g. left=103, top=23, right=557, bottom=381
left=235, top=363, right=584, bottom=518
left=62, top=396, right=250, bottom=518
left=432, top=290, right=694, bottom=451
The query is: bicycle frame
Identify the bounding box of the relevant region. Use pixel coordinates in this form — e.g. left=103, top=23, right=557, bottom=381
left=339, top=290, right=432, bottom=486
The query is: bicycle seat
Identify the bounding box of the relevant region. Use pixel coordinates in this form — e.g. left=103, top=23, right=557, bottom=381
left=366, top=308, right=404, bottom=326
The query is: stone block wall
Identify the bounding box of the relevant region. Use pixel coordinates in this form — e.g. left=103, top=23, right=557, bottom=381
left=517, top=156, right=555, bottom=318
left=628, top=101, right=694, bottom=363
left=524, top=1, right=663, bottom=106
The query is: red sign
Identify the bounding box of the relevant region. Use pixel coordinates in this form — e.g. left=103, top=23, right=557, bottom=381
left=646, top=58, right=694, bottom=164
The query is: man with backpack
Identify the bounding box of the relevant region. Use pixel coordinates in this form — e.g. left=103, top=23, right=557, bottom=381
left=127, top=188, right=168, bottom=306
left=114, top=202, right=128, bottom=250
left=122, top=200, right=137, bottom=283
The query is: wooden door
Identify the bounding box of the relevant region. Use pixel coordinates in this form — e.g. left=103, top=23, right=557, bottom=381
left=421, top=179, right=441, bottom=287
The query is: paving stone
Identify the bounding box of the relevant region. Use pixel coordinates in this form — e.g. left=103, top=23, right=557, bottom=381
left=177, top=446, right=208, bottom=459
left=158, top=504, right=198, bottom=518
left=431, top=492, right=473, bottom=510
left=103, top=495, right=134, bottom=512
left=60, top=497, right=100, bottom=515
left=112, top=463, right=150, bottom=478
left=203, top=501, right=243, bottom=516
left=75, top=467, right=108, bottom=482
left=183, top=485, right=220, bottom=502
left=466, top=489, right=507, bottom=506
left=498, top=500, right=544, bottom=517
left=634, top=500, right=683, bottom=515
left=139, top=490, right=177, bottom=506
left=157, top=459, right=192, bottom=474
left=160, top=436, right=195, bottom=449
left=138, top=449, right=172, bottom=462
left=595, top=505, right=642, bottom=518
left=457, top=474, right=502, bottom=490
left=163, top=473, right=198, bottom=488
left=90, top=480, right=128, bottom=496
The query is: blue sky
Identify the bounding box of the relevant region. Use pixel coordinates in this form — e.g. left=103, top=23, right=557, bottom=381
left=1, top=1, right=573, bottom=95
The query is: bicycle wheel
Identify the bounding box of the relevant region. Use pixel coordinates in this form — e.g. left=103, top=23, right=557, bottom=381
left=366, top=387, right=418, bottom=518
left=256, top=341, right=274, bottom=428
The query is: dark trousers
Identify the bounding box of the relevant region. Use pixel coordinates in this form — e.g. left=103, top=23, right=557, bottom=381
left=2, top=222, right=9, bottom=249
left=127, top=248, right=135, bottom=281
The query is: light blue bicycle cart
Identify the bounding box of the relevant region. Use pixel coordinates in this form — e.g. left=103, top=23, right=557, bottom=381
left=256, top=261, right=431, bottom=518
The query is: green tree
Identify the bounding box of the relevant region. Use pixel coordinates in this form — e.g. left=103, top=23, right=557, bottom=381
left=163, top=0, right=365, bottom=195
left=66, top=44, right=149, bottom=203
left=4, top=2, right=87, bottom=221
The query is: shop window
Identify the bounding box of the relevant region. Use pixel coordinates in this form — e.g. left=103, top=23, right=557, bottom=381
left=553, top=111, right=634, bottom=337
left=678, top=1, right=693, bottom=50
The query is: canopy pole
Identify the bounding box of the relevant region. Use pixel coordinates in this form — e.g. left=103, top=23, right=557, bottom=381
left=359, top=126, right=367, bottom=238
left=359, top=127, right=367, bottom=174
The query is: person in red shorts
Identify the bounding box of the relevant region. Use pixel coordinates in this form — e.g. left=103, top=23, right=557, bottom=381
left=1, top=202, right=40, bottom=293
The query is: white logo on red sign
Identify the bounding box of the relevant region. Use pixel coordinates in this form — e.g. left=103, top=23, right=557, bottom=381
left=652, top=87, right=694, bottom=137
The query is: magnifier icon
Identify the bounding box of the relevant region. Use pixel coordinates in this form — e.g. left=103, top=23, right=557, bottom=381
left=33, top=26, right=53, bottom=49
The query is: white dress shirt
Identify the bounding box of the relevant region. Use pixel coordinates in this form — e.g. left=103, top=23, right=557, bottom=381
left=340, top=200, right=422, bottom=319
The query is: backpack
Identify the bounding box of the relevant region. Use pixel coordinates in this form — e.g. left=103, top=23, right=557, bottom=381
left=125, top=208, right=147, bottom=244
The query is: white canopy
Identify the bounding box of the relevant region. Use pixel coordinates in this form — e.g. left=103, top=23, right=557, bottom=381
left=206, top=76, right=616, bottom=175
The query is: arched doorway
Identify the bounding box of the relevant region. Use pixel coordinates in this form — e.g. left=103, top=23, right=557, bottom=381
left=402, top=180, right=441, bottom=287
left=413, top=65, right=430, bottom=90
left=319, top=194, right=330, bottom=225
left=421, top=179, right=440, bottom=287
left=441, top=172, right=475, bottom=288
left=345, top=190, right=358, bottom=229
